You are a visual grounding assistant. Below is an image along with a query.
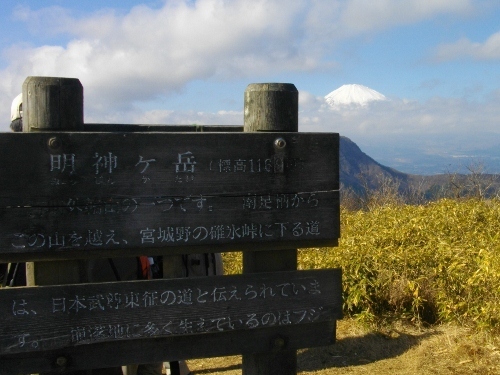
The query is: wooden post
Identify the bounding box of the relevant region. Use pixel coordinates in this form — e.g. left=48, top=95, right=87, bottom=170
left=22, top=76, right=84, bottom=132
left=162, top=256, right=185, bottom=375
left=242, top=83, right=299, bottom=375
left=23, top=77, right=86, bottom=287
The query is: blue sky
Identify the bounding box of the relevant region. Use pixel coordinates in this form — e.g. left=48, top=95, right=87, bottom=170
left=1, top=0, right=499, bottom=173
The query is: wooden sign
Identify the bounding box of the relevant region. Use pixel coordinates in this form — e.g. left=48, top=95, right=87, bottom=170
left=0, top=132, right=339, bottom=261
left=0, top=269, right=342, bottom=356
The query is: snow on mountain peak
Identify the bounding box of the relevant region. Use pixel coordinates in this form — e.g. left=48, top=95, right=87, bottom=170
left=325, top=84, right=387, bottom=107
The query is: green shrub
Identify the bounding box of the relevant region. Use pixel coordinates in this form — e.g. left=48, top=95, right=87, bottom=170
left=223, top=198, right=500, bottom=331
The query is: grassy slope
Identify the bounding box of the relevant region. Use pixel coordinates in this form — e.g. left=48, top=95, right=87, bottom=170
left=211, top=198, right=500, bottom=374
left=188, top=318, right=500, bottom=374
left=226, top=198, right=500, bottom=330
left=314, top=199, right=500, bottom=330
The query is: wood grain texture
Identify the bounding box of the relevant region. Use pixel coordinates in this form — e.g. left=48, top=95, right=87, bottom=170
left=22, top=76, right=88, bottom=291
left=0, top=269, right=342, bottom=355
left=22, top=76, right=83, bottom=132
left=243, top=83, right=298, bottom=133
left=0, top=321, right=337, bottom=374
left=242, top=83, right=300, bottom=375
left=0, top=132, right=339, bottom=261
left=84, top=124, right=243, bottom=132
left=1, top=79, right=342, bottom=375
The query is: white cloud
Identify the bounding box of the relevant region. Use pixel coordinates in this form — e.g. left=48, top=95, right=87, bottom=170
left=1, top=0, right=319, bottom=124
left=338, top=0, right=472, bottom=36
left=299, top=93, right=500, bottom=136
left=434, top=31, right=500, bottom=61
left=132, top=108, right=242, bottom=126
left=295, top=91, right=500, bottom=173
left=0, top=0, right=493, bottom=133
left=119, top=90, right=500, bottom=148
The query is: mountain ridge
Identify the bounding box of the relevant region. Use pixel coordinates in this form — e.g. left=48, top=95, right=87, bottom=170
left=340, top=136, right=500, bottom=200
left=340, top=136, right=412, bottom=193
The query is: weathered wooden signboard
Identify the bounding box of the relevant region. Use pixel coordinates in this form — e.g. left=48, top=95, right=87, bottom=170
left=1, top=78, right=341, bottom=375
left=0, top=269, right=342, bottom=356
left=0, top=132, right=339, bottom=261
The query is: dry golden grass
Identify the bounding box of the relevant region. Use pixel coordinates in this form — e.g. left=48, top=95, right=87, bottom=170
left=187, top=319, right=500, bottom=374
left=224, top=198, right=500, bottom=331
left=212, top=198, right=500, bottom=374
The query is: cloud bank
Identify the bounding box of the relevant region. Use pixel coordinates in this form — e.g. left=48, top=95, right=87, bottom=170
left=0, top=0, right=484, bottom=124
left=0, top=0, right=498, bottom=174
left=434, top=31, right=500, bottom=61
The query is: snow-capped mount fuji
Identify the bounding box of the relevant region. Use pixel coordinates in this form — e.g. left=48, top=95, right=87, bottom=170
left=325, top=84, right=387, bottom=107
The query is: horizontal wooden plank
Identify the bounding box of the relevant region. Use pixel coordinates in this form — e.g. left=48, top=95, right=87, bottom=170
left=84, top=124, right=243, bottom=132
left=0, top=132, right=338, bottom=200
left=0, top=132, right=339, bottom=260
left=0, top=269, right=342, bottom=356
left=0, top=321, right=336, bottom=374
left=0, top=191, right=339, bottom=261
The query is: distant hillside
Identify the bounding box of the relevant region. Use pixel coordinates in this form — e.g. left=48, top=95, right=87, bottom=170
left=340, top=136, right=500, bottom=200
left=340, top=136, right=411, bottom=192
